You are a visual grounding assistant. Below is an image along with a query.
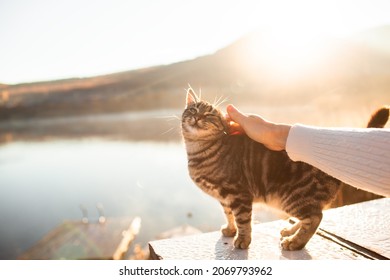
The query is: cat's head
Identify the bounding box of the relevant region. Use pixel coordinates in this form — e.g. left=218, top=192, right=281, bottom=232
left=181, top=88, right=229, bottom=141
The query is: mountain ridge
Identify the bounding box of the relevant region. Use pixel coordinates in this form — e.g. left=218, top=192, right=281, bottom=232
left=1, top=25, right=390, bottom=120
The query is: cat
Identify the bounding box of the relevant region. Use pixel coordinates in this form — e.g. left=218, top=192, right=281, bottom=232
left=181, top=88, right=389, bottom=250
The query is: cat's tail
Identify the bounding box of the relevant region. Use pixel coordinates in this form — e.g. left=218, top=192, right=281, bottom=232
left=367, top=106, right=389, bottom=128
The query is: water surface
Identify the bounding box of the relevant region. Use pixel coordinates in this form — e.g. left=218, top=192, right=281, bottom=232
left=0, top=140, right=225, bottom=259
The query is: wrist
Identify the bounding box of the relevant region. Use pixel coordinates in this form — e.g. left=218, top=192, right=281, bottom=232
left=271, top=123, right=291, bottom=151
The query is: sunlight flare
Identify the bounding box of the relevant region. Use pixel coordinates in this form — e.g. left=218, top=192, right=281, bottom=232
left=243, top=26, right=332, bottom=81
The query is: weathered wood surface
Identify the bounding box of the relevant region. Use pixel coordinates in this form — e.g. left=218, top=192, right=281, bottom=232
left=149, top=198, right=390, bottom=260
left=19, top=217, right=140, bottom=260
left=321, top=198, right=390, bottom=259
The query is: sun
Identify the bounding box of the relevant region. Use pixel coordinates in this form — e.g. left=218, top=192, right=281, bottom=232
left=243, top=24, right=333, bottom=81
left=268, top=26, right=330, bottom=77
left=238, top=0, right=360, bottom=82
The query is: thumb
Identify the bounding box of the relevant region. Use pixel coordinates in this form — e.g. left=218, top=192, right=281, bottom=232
left=227, top=104, right=247, bottom=125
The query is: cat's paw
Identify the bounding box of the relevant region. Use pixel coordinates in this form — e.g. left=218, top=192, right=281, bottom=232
left=221, top=225, right=237, bottom=237
left=280, top=236, right=306, bottom=251
left=234, top=235, right=251, bottom=249
left=280, top=227, right=291, bottom=238
left=280, top=221, right=301, bottom=238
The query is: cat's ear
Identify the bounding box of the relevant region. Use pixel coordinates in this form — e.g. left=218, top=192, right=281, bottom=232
left=186, top=88, right=198, bottom=108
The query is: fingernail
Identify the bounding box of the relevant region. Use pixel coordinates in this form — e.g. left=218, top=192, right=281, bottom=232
left=227, top=104, right=236, bottom=112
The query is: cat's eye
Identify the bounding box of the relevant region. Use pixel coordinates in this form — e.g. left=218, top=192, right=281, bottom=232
left=204, top=112, right=218, bottom=119
left=188, top=108, right=197, bottom=115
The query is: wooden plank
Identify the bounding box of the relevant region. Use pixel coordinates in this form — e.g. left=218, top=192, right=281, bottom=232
left=113, top=217, right=141, bottom=260
left=19, top=217, right=139, bottom=260
left=149, top=219, right=368, bottom=260
left=320, top=198, right=390, bottom=259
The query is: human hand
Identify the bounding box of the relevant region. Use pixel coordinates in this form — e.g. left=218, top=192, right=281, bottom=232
left=226, top=104, right=291, bottom=151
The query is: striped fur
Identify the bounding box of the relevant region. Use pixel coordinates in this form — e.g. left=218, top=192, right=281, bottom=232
left=182, top=89, right=388, bottom=251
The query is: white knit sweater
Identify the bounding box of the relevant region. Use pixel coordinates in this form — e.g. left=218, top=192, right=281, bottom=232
left=286, top=125, right=390, bottom=197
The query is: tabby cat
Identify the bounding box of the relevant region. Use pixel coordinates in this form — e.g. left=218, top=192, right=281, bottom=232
left=181, top=88, right=388, bottom=250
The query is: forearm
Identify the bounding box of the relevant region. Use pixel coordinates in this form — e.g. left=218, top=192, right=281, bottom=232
left=285, top=124, right=390, bottom=197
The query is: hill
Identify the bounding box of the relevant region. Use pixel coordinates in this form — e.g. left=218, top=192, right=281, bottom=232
left=1, top=26, right=390, bottom=125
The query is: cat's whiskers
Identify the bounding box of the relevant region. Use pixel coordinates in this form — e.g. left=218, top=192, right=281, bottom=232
left=156, top=114, right=181, bottom=121
left=160, top=126, right=176, bottom=136
left=212, top=96, right=219, bottom=107
left=213, top=95, right=221, bottom=107
left=156, top=114, right=181, bottom=137
left=213, top=95, right=229, bottom=108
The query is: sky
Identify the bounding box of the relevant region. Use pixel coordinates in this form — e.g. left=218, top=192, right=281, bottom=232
left=1, top=0, right=390, bottom=85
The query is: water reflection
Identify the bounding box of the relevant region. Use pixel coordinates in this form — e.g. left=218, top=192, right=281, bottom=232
left=0, top=140, right=225, bottom=259
left=0, top=110, right=183, bottom=144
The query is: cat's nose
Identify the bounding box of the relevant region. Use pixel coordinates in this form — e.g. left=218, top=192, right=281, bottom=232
left=196, top=114, right=205, bottom=120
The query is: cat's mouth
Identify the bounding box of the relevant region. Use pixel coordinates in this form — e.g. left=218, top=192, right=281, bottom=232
left=189, top=117, right=205, bottom=129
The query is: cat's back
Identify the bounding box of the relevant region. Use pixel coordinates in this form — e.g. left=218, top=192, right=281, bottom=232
left=225, top=135, right=342, bottom=208
left=243, top=135, right=341, bottom=212
left=186, top=134, right=340, bottom=210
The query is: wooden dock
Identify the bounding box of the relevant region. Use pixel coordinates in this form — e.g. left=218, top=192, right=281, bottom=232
left=149, top=198, right=390, bottom=260
left=19, top=217, right=141, bottom=260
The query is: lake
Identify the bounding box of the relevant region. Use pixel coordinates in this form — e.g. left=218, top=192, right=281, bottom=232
left=0, top=139, right=231, bottom=259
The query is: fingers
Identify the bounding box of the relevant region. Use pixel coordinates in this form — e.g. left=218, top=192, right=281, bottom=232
left=228, top=122, right=244, bottom=135
left=226, top=104, right=248, bottom=135
left=226, top=104, right=248, bottom=125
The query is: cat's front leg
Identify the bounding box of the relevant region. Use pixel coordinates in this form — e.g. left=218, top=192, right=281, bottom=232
left=230, top=199, right=253, bottom=249
left=280, top=213, right=323, bottom=250
left=220, top=203, right=237, bottom=237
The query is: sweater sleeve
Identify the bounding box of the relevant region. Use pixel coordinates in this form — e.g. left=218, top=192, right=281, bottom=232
left=285, top=124, right=390, bottom=197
